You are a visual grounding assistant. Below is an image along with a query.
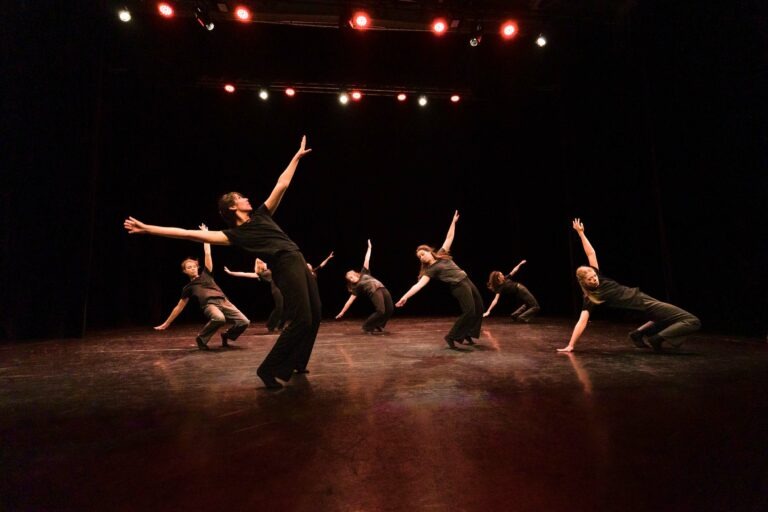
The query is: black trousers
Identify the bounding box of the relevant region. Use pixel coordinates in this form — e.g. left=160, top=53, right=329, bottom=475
left=266, top=282, right=285, bottom=332
left=260, top=251, right=322, bottom=379
left=362, top=288, right=394, bottom=332
left=509, top=283, right=540, bottom=321
left=446, top=278, right=484, bottom=341
left=637, top=293, right=701, bottom=346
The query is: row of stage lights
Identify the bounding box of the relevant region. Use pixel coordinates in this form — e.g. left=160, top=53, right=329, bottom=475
left=116, top=3, right=548, bottom=47
left=221, top=86, right=461, bottom=107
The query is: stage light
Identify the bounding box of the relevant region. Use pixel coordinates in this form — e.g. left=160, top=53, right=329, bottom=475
left=431, top=18, right=447, bottom=35
left=234, top=6, right=251, bottom=21
left=285, top=87, right=296, bottom=97
left=351, top=11, right=370, bottom=30
left=158, top=2, right=174, bottom=18
left=536, top=35, right=547, bottom=47
left=501, top=21, right=518, bottom=39
left=258, top=89, right=269, bottom=100
left=339, top=93, right=350, bottom=105
left=118, top=9, right=132, bottom=22
left=450, top=95, right=460, bottom=103
left=397, top=93, right=407, bottom=102
left=351, top=91, right=362, bottom=101
left=195, top=6, right=215, bottom=31
left=418, top=95, right=428, bottom=107
left=224, top=84, right=235, bottom=93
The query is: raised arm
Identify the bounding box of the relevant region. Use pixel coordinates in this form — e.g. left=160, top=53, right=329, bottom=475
left=154, top=298, right=189, bottom=330
left=124, top=217, right=230, bottom=245
left=395, top=276, right=431, bottom=307
left=316, top=251, right=335, bottom=270
left=264, top=135, right=313, bottom=214
left=483, top=294, right=502, bottom=317
left=558, top=310, right=591, bottom=352
left=224, top=267, right=260, bottom=279
left=200, top=223, right=213, bottom=272
left=508, top=259, right=527, bottom=278
left=362, top=239, right=372, bottom=270
left=572, top=218, right=598, bottom=268
left=440, top=210, right=460, bottom=252
left=335, top=295, right=358, bottom=319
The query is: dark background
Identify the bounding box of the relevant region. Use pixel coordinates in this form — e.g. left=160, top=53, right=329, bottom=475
left=3, top=0, right=766, bottom=340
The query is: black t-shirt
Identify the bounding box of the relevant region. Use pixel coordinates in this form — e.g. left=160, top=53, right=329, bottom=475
left=424, top=249, right=467, bottom=284
left=181, top=268, right=226, bottom=309
left=351, top=267, right=385, bottom=297
left=581, top=266, right=644, bottom=312
left=497, top=277, right=520, bottom=296
left=222, top=203, right=299, bottom=260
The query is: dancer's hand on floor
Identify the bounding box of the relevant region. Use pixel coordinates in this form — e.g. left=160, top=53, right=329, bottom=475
left=557, top=345, right=574, bottom=353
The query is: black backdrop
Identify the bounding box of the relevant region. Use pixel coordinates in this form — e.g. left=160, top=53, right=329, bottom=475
left=3, top=1, right=766, bottom=340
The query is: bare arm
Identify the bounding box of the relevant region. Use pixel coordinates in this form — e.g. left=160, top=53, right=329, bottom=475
left=154, top=298, right=189, bottom=330
left=572, top=218, right=598, bottom=268
left=362, top=239, right=372, bottom=270
left=264, top=135, right=313, bottom=214
left=124, top=217, right=230, bottom=245
left=200, top=223, right=213, bottom=272
left=316, top=251, right=335, bottom=270
left=395, top=276, right=431, bottom=307
left=508, top=259, right=527, bottom=278
left=224, top=267, right=260, bottom=279
left=557, top=310, right=591, bottom=352
left=335, top=295, right=358, bottom=319
left=483, top=293, right=502, bottom=317
left=440, top=210, right=460, bottom=252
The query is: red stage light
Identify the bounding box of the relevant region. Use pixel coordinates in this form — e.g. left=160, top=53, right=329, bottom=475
left=351, top=11, right=370, bottom=29
left=157, top=2, right=174, bottom=18
left=450, top=95, right=460, bottom=103
left=500, top=21, right=518, bottom=39
left=351, top=91, right=362, bottom=101
left=285, top=87, right=296, bottom=97
left=397, top=93, right=407, bottom=102
left=224, top=84, right=235, bottom=93
left=234, top=6, right=251, bottom=21
left=432, top=18, right=447, bottom=35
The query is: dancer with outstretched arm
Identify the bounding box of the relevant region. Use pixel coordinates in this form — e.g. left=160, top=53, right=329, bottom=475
left=395, top=211, right=483, bottom=349
left=125, top=136, right=320, bottom=389
left=484, top=260, right=540, bottom=322
left=224, top=259, right=285, bottom=333
left=559, top=218, right=700, bottom=353
left=335, top=239, right=394, bottom=334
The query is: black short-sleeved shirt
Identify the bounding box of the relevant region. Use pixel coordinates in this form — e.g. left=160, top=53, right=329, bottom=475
left=581, top=266, right=644, bottom=312
left=351, top=267, right=385, bottom=297
left=181, top=268, right=226, bottom=309
left=497, top=277, right=521, bottom=295
left=222, top=203, right=300, bottom=259
left=423, top=249, right=467, bottom=284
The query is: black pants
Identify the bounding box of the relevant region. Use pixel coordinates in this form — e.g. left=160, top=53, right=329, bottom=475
left=260, top=251, right=322, bottom=379
left=266, top=282, right=285, bottom=332
left=198, top=298, right=249, bottom=343
left=362, top=288, right=394, bottom=332
left=637, top=293, right=701, bottom=347
left=446, top=278, right=484, bottom=341
left=510, top=283, right=540, bottom=322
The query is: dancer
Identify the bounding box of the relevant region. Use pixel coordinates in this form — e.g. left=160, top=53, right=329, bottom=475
left=155, top=224, right=249, bottom=350
left=307, top=251, right=334, bottom=278
left=335, top=239, right=394, bottom=333
left=125, top=136, right=320, bottom=389
left=484, top=260, right=540, bottom=322
left=558, top=218, right=700, bottom=353
left=395, top=211, right=484, bottom=348
left=224, top=259, right=285, bottom=332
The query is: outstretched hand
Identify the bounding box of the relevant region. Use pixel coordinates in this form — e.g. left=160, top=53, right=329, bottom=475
left=452, top=210, right=460, bottom=223
left=154, top=324, right=168, bottom=331
left=295, top=135, right=312, bottom=160
left=483, top=312, right=490, bottom=318
left=367, top=239, right=372, bottom=248
left=199, top=223, right=208, bottom=232
left=572, top=218, right=585, bottom=233
left=557, top=346, right=574, bottom=353
left=124, top=216, right=148, bottom=234
left=335, top=313, right=344, bottom=320
left=395, top=298, right=407, bottom=307
left=224, top=266, right=232, bottom=274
